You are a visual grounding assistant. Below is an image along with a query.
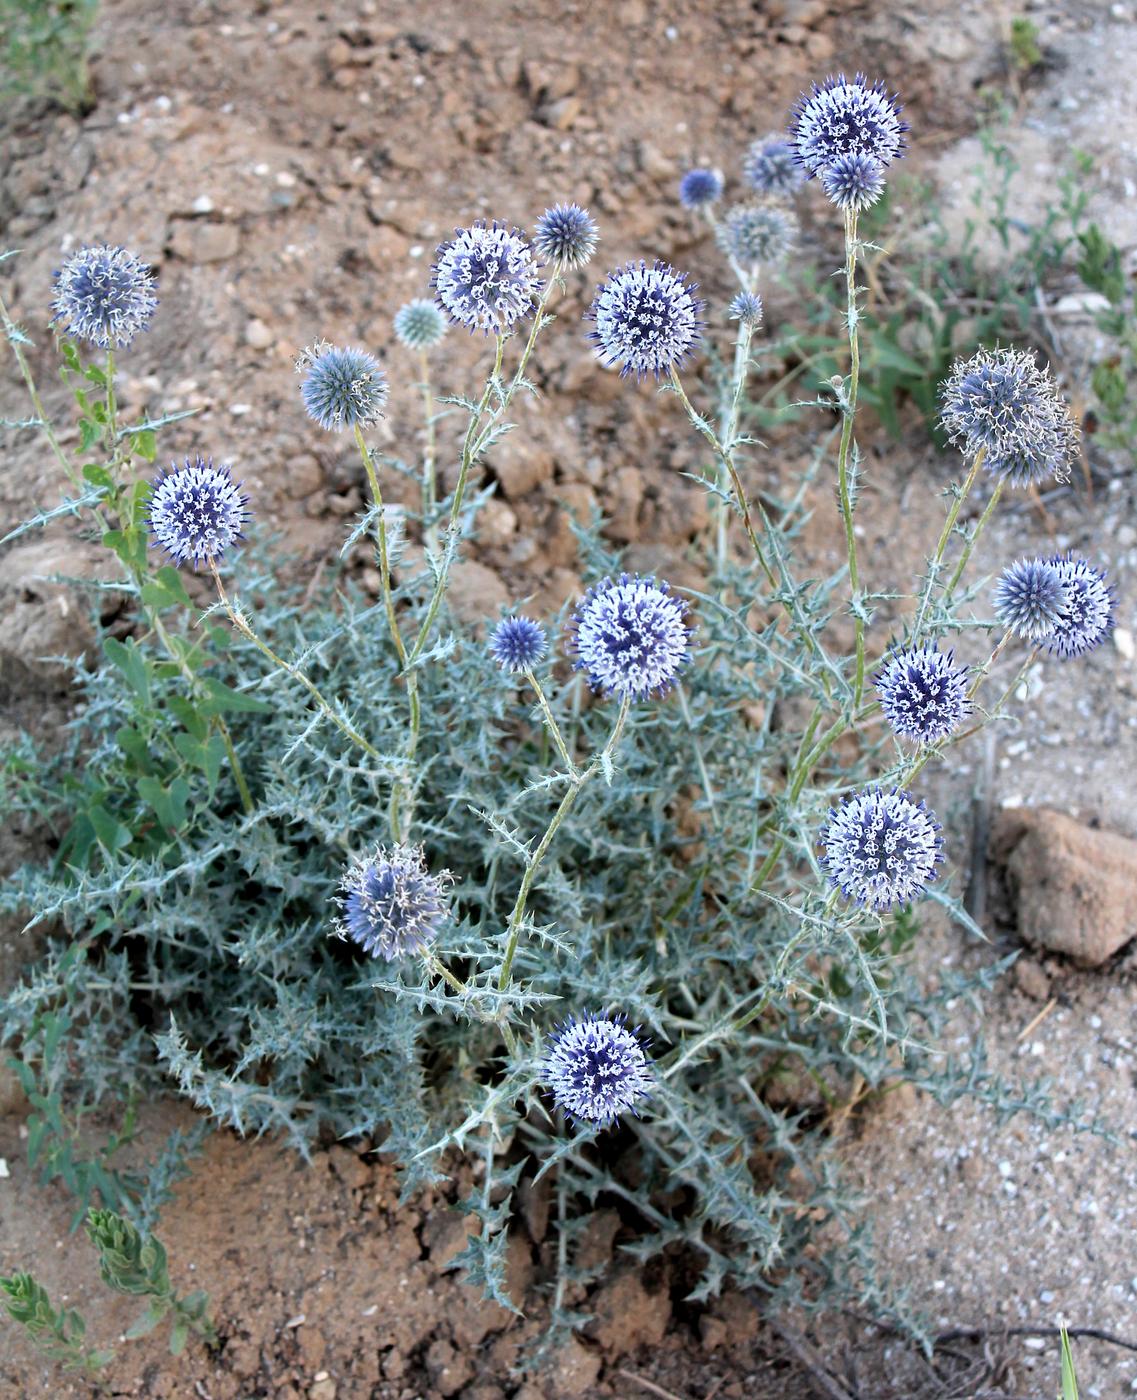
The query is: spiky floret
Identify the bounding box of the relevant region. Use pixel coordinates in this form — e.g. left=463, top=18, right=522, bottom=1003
left=586, top=261, right=703, bottom=381
left=543, top=1012, right=653, bottom=1128
left=570, top=573, right=692, bottom=701
left=296, top=341, right=388, bottom=432
left=490, top=616, right=547, bottom=672
left=1044, top=555, right=1116, bottom=660
left=336, top=843, right=451, bottom=961
left=820, top=152, right=886, bottom=212
left=533, top=203, right=599, bottom=271
left=992, top=558, right=1068, bottom=641
left=431, top=220, right=540, bottom=336
left=678, top=168, right=723, bottom=209
left=820, top=787, right=943, bottom=912
left=715, top=202, right=797, bottom=269
left=789, top=73, right=907, bottom=179
left=50, top=244, right=158, bottom=349
left=940, top=347, right=1078, bottom=486
left=729, top=291, right=764, bottom=327
left=743, top=134, right=804, bottom=196
left=147, top=456, right=250, bottom=569
left=875, top=644, right=971, bottom=745
left=394, top=299, right=447, bottom=351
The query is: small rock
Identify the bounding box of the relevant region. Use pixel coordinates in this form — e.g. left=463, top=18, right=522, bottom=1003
left=1114, top=626, right=1134, bottom=661
left=287, top=454, right=324, bottom=499
left=425, top=1339, right=474, bottom=1397
left=551, top=1337, right=601, bottom=1397
left=588, top=1270, right=670, bottom=1355
left=168, top=218, right=240, bottom=264
left=308, top=1379, right=336, bottom=1400
left=245, top=318, right=274, bottom=350
left=1013, top=955, right=1052, bottom=1001
left=492, top=438, right=555, bottom=499
left=993, top=807, right=1137, bottom=966
left=446, top=560, right=509, bottom=628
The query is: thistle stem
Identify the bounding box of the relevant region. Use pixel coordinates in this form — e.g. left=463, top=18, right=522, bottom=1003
left=0, top=291, right=82, bottom=493
left=836, top=207, right=865, bottom=706
left=912, top=446, right=986, bottom=640
left=524, top=668, right=575, bottom=774
left=945, top=478, right=1004, bottom=599
left=419, top=348, right=439, bottom=551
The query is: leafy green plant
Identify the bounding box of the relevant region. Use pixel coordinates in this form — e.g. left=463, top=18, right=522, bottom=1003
left=1009, top=17, right=1043, bottom=74
left=0, top=1272, right=113, bottom=1373
left=0, top=0, right=98, bottom=113
left=1059, top=1326, right=1079, bottom=1399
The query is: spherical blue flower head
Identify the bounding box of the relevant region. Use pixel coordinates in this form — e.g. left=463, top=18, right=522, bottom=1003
left=940, top=347, right=1078, bottom=487
left=992, top=557, right=1068, bottom=641
left=570, top=573, right=693, bottom=701
left=336, top=843, right=451, bottom=961
left=297, top=341, right=388, bottom=432
left=394, top=299, right=447, bottom=351
left=874, top=644, right=971, bottom=745
left=678, top=168, right=723, bottom=209
left=147, top=456, right=250, bottom=569
left=789, top=73, right=907, bottom=179
left=820, top=152, right=886, bottom=212
left=729, top=291, right=764, bottom=327
left=50, top=244, right=157, bottom=349
left=490, top=616, right=547, bottom=672
left=820, top=788, right=943, bottom=912
left=586, top=261, right=703, bottom=381
left=716, top=202, right=797, bottom=269
left=743, top=134, right=804, bottom=196
left=533, top=203, right=599, bottom=271
left=1044, top=555, right=1116, bottom=660
left=431, top=221, right=540, bottom=336
left=543, top=1012, right=653, bottom=1129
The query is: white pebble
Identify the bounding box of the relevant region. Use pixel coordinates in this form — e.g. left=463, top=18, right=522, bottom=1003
left=1114, top=627, right=1135, bottom=661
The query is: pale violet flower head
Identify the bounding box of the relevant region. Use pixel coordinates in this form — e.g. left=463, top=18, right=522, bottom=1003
left=789, top=72, right=907, bottom=179
left=875, top=644, right=971, bottom=745
left=729, top=291, right=764, bottom=327
left=336, top=843, right=451, bottom=961
left=820, top=152, right=886, bottom=212
left=716, top=202, right=797, bottom=270
left=586, top=261, right=703, bottom=380
left=570, top=573, right=692, bottom=701
left=743, top=134, right=804, bottom=196
left=544, top=1013, right=653, bottom=1128
left=490, top=616, right=547, bottom=673
left=820, top=787, right=943, bottom=912
left=147, top=456, right=250, bottom=569
left=297, top=342, right=388, bottom=432
left=533, top=203, right=598, bottom=271
left=678, top=168, right=723, bottom=209
left=431, top=220, right=540, bottom=336
left=394, top=299, right=447, bottom=351
left=1044, top=555, right=1116, bottom=660
left=992, top=558, right=1067, bottom=641
left=51, top=244, right=158, bottom=349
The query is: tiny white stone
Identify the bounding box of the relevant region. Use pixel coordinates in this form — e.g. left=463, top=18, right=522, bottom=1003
left=0, top=1158, right=8, bottom=1178
left=229, top=403, right=253, bottom=416
left=1114, top=626, right=1135, bottom=661
left=192, top=195, right=214, bottom=214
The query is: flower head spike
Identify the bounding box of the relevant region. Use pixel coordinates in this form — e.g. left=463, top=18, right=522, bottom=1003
left=716, top=202, right=797, bottom=269
left=1044, top=555, right=1116, bottom=660
left=678, top=168, right=723, bottom=209
left=743, top=134, right=804, bottom=196
left=297, top=341, right=388, bottom=432
left=394, top=299, right=447, bottom=351
left=729, top=291, right=764, bottom=327
left=821, top=787, right=943, bottom=912
left=875, top=644, right=971, bottom=745
left=147, top=456, right=250, bottom=569
left=431, top=220, right=540, bottom=336
left=789, top=72, right=907, bottom=179
left=570, top=573, right=692, bottom=701
left=820, top=152, right=886, bottom=212
left=336, top=843, right=451, bottom=961
left=543, top=1013, right=653, bottom=1128
left=992, top=557, right=1068, bottom=641
left=490, top=616, right=547, bottom=673
left=533, top=203, right=599, bottom=271
left=50, top=244, right=157, bottom=349
left=586, top=261, right=703, bottom=381
left=940, top=347, right=1079, bottom=487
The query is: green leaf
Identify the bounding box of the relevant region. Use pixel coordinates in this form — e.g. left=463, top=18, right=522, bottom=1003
left=103, top=637, right=152, bottom=705
left=131, top=428, right=157, bottom=461
left=168, top=1319, right=188, bottom=1355
left=87, top=804, right=133, bottom=854
left=102, top=527, right=148, bottom=573
left=83, top=364, right=107, bottom=387
left=198, top=677, right=272, bottom=715
left=78, top=417, right=100, bottom=452
left=82, top=463, right=114, bottom=488
left=115, top=726, right=152, bottom=769
left=1060, top=1328, right=1080, bottom=1400
left=136, top=776, right=190, bottom=833
left=124, top=1302, right=166, bottom=1340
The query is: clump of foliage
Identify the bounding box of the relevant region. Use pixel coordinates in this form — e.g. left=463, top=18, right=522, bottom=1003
left=0, top=76, right=1118, bottom=1376
left=0, top=0, right=97, bottom=115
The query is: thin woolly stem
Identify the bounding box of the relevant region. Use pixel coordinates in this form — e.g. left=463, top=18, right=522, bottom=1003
left=1, top=291, right=82, bottom=493
left=524, top=668, right=576, bottom=774
left=945, top=477, right=1004, bottom=598
left=715, top=322, right=754, bottom=574
left=835, top=207, right=865, bottom=705
left=912, top=446, right=986, bottom=640
left=419, top=348, right=439, bottom=551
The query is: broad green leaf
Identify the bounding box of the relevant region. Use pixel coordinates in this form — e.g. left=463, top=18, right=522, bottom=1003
left=198, top=677, right=272, bottom=715
left=103, top=638, right=151, bottom=705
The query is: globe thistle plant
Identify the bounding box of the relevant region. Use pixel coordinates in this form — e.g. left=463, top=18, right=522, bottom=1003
left=297, top=341, right=388, bottom=433
left=543, top=1013, right=653, bottom=1129
left=992, top=558, right=1068, bottom=641
left=431, top=221, right=540, bottom=337
left=533, top=203, right=599, bottom=272
left=336, top=843, right=451, bottom=961
left=50, top=244, right=158, bottom=349
left=875, top=644, right=971, bottom=745
left=940, top=347, right=1079, bottom=486
left=147, top=456, right=250, bottom=569
left=820, top=153, right=886, bottom=212
left=729, top=291, right=764, bottom=327
left=788, top=72, right=907, bottom=179
left=678, top=167, right=723, bottom=209
left=743, top=134, right=804, bottom=196
left=1044, top=555, right=1116, bottom=660
left=586, top=261, right=703, bottom=381
left=490, top=616, right=547, bottom=673
left=820, top=788, right=944, bottom=912
left=716, top=202, right=797, bottom=270
left=394, top=299, right=447, bottom=351
left=570, top=573, right=692, bottom=701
